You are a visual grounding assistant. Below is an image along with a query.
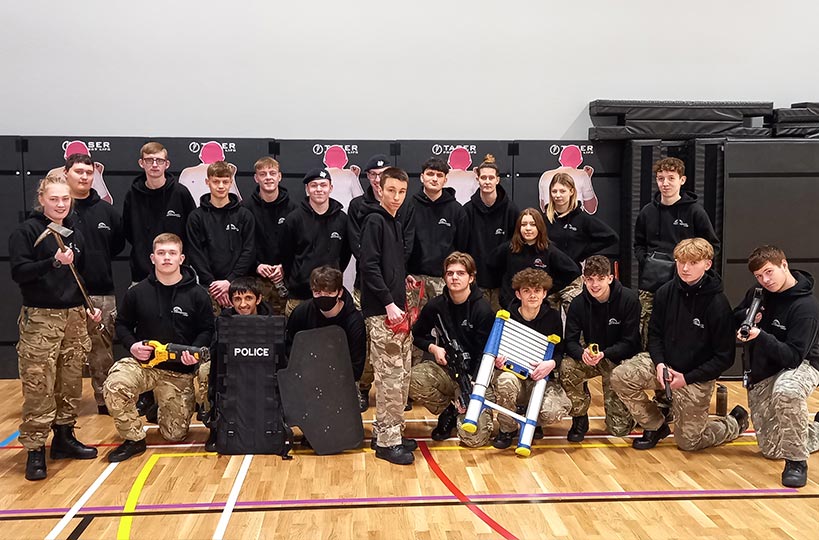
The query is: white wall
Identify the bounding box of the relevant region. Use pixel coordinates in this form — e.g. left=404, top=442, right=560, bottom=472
left=1, top=0, right=817, bottom=140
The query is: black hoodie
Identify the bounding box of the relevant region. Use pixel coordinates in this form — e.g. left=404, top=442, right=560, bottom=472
left=565, top=279, right=641, bottom=364
left=546, top=202, right=618, bottom=265
left=412, top=285, right=495, bottom=375
left=115, top=265, right=214, bottom=374
left=123, top=173, right=196, bottom=282
left=243, top=186, right=296, bottom=268
left=279, top=198, right=351, bottom=300
left=508, top=298, right=565, bottom=367
left=348, top=186, right=415, bottom=288
left=285, top=288, right=366, bottom=380
left=186, top=193, right=256, bottom=286
left=71, top=189, right=125, bottom=295
left=733, top=270, right=819, bottom=385
left=489, top=241, right=581, bottom=310
left=634, top=191, right=719, bottom=268
left=648, top=270, right=735, bottom=384
left=9, top=212, right=87, bottom=308
left=463, top=185, right=519, bottom=289
left=359, top=203, right=407, bottom=317
left=408, top=187, right=469, bottom=277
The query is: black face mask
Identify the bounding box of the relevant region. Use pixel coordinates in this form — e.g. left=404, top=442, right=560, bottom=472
left=313, top=295, right=339, bottom=312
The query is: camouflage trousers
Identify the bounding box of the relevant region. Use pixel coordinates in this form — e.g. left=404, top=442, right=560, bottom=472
left=367, top=315, right=413, bottom=447
left=353, top=288, right=374, bottom=392
left=481, top=288, right=502, bottom=314
left=86, top=295, right=116, bottom=406
left=547, top=276, right=583, bottom=320
left=196, top=360, right=211, bottom=415
left=103, top=358, right=195, bottom=442
left=410, top=275, right=446, bottom=366
left=408, top=361, right=493, bottom=447
left=257, top=276, right=288, bottom=316
left=16, top=306, right=91, bottom=450
left=638, top=290, right=654, bottom=351
left=560, top=355, right=635, bottom=436
left=493, top=369, right=571, bottom=434
left=748, top=360, right=819, bottom=461
left=285, top=298, right=305, bottom=318
left=610, top=352, right=740, bottom=451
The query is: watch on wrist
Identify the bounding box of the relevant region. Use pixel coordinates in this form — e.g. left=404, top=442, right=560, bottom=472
left=52, top=257, right=62, bottom=268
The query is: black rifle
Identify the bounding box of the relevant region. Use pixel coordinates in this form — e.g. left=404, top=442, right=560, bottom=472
left=740, top=287, right=764, bottom=388
left=663, top=365, right=673, bottom=402
left=435, top=314, right=473, bottom=411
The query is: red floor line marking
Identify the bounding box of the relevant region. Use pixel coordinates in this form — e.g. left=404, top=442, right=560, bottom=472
left=418, top=441, right=518, bottom=540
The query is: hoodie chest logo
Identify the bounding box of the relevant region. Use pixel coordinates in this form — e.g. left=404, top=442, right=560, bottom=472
left=673, top=218, right=689, bottom=228
left=532, top=258, right=547, bottom=269
left=495, top=228, right=505, bottom=235
left=172, top=306, right=189, bottom=317
left=97, top=222, right=111, bottom=231
left=438, top=218, right=451, bottom=227
left=330, top=231, right=342, bottom=240
left=461, top=319, right=472, bottom=330
left=608, top=318, right=620, bottom=326
left=563, top=223, right=578, bottom=232
left=277, top=217, right=286, bottom=225
left=166, top=210, right=181, bottom=218
left=692, top=317, right=704, bottom=329
left=225, top=223, right=239, bottom=232
left=771, top=319, right=787, bottom=331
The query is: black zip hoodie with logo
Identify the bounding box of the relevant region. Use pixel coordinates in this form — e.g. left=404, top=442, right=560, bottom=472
left=115, top=265, right=214, bottom=374
left=733, top=270, right=819, bottom=385
left=186, top=193, right=256, bottom=286
left=285, top=288, right=366, bottom=380
left=565, top=279, right=641, bottom=364
left=508, top=297, right=565, bottom=367
left=546, top=202, right=618, bottom=265
left=408, top=187, right=469, bottom=277
left=279, top=198, right=351, bottom=300
left=648, top=270, right=735, bottom=384
left=243, top=186, right=296, bottom=268
left=123, top=173, right=196, bottom=282
left=634, top=191, right=720, bottom=268
left=412, top=285, right=495, bottom=376
left=71, top=188, right=126, bottom=295
left=489, top=241, right=581, bottom=310
left=9, top=212, right=87, bottom=308
left=463, top=185, right=519, bottom=289
left=359, top=202, right=407, bottom=317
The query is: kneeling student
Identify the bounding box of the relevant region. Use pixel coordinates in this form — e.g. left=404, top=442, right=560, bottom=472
left=491, top=268, right=571, bottom=449
left=611, top=238, right=746, bottom=452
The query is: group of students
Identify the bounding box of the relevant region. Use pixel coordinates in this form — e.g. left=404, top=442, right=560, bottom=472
left=8, top=144, right=819, bottom=491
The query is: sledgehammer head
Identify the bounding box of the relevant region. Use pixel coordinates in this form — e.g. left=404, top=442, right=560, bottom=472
left=33, top=221, right=74, bottom=247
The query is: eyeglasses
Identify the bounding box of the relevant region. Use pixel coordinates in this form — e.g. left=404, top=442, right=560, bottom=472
left=141, top=157, right=168, bottom=165
left=366, top=171, right=383, bottom=179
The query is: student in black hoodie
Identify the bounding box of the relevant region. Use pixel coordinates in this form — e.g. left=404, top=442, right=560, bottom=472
left=123, top=141, right=196, bottom=284
left=490, top=268, right=571, bottom=449
left=280, top=168, right=351, bottom=317
left=410, top=252, right=495, bottom=445
left=360, top=167, right=420, bottom=465
left=245, top=156, right=296, bottom=315
left=104, top=233, right=214, bottom=463
left=489, top=208, right=581, bottom=311
left=634, top=157, right=720, bottom=348
left=561, top=255, right=640, bottom=443
left=347, top=154, right=414, bottom=411
left=10, top=176, right=102, bottom=481
left=611, top=238, right=746, bottom=452
left=734, top=245, right=819, bottom=488
left=65, top=153, right=126, bottom=415
left=463, top=154, right=518, bottom=313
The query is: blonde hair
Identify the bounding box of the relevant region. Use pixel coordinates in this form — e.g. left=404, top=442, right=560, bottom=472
left=674, top=238, right=714, bottom=263
left=34, top=175, right=70, bottom=212
left=140, top=141, right=167, bottom=158
left=545, top=172, right=578, bottom=223
left=254, top=156, right=280, bottom=172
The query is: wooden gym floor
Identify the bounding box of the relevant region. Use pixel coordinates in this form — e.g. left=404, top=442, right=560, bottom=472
left=0, top=379, right=817, bottom=540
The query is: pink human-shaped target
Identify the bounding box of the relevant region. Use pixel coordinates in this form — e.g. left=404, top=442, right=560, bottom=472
left=48, top=140, right=112, bottom=204
left=538, top=145, right=598, bottom=214
left=179, top=141, right=242, bottom=206
left=446, top=147, right=479, bottom=205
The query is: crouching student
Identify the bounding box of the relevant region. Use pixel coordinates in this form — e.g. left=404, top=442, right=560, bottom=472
left=409, top=252, right=495, bottom=445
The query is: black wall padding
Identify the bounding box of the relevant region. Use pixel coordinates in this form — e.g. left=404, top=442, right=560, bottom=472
left=590, top=125, right=771, bottom=141
left=774, top=124, right=819, bottom=137
left=774, top=108, right=819, bottom=123
left=590, top=100, right=773, bottom=122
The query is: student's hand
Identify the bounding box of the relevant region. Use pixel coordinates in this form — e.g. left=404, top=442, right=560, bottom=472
left=54, top=247, right=74, bottom=265
left=208, top=280, right=230, bottom=298
left=271, top=264, right=284, bottom=282
left=430, top=344, right=448, bottom=366
left=180, top=350, right=199, bottom=366
left=531, top=360, right=556, bottom=381
left=385, top=302, right=404, bottom=323
left=494, top=354, right=507, bottom=369
left=256, top=264, right=275, bottom=279
left=667, top=368, right=686, bottom=390
left=87, top=308, right=102, bottom=323
left=406, top=275, right=420, bottom=290
left=131, top=342, right=154, bottom=362
left=216, top=291, right=231, bottom=308
left=582, top=349, right=603, bottom=366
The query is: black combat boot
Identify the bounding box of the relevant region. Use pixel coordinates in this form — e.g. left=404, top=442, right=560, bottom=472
left=431, top=405, right=458, bottom=441
left=51, top=424, right=98, bottom=460
left=729, top=405, right=750, bottom=433
left=567, top=415, right=589, bottom=443
left=374, top=444, right=414, bottom=465
left=632, top=423, right=671, bottom=450
left=782, top=460, right=808, bottom=488
left=358, top=388, right=370, bottom=412
left=25, top=447, right=47, bottom=481
left=492, top=430, right=517, bottom=449
left=108, top=439, right=147, bottom=463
